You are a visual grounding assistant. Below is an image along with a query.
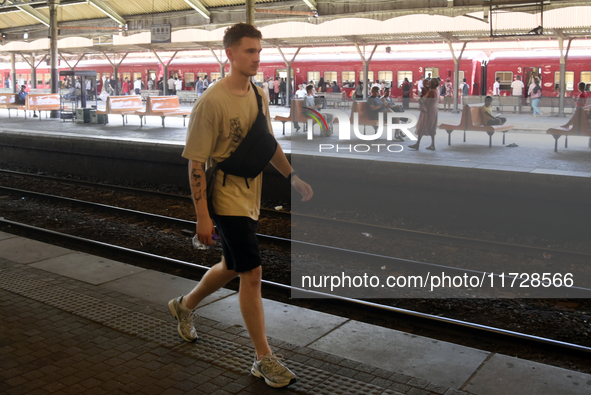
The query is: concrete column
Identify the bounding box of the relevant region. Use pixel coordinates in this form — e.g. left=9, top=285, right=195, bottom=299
left=163, top=66, right=168, bottom=95
left=49, top=0, right=60, bottom=117
left=448, top=41, right=466, bottom=114
left=31, top=55, right=36, bottom=89
left=246, top=0, right=255, bottom=25
left=362, top=62, right=369, bottom=100
left=557, top=35, right=572, bottom=118
left=113, top=66, right=119, bottom=95
left=10, top=53, right=16, bottom=93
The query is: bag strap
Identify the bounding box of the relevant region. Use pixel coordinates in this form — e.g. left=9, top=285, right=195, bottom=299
left=251, top=81, right=263, bottom=112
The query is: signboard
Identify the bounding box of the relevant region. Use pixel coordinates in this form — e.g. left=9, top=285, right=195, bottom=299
left=151, top=24, right=171, bottom=44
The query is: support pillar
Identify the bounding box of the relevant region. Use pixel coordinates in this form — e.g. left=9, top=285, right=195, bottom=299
left=276, top=46, right=301, bottom=107
left=10, top=53, right=17, bottom=93
left=557, top=32, right=573, bottom=118
left=209, top=48, right=228, bottom=80
left=30, top=55, right=36, bottom=89
left=103, top=52, right=129, bottom=96
left=246, top=0, right=255, bottom=25
left=447, top=41, right=467, bottom=113
left=152, top=50, right=177, bottom=96
left=354, top=43, right=377, bottom=100
left=49, top=0, right=60, bottom=117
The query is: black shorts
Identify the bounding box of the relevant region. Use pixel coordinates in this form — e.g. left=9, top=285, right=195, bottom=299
left=211, top=215, right=262, bottom=273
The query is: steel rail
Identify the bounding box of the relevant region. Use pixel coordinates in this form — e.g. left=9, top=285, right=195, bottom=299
left=0, top=185, right=290, bottom=248
left=3, top=185, right=590, bottom=296
left=1, top=218, right=590, bottom=358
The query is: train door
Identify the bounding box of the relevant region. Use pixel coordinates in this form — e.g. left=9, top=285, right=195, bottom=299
left=524, top=67, right=541, bottom=93
left=148, top=70, right=157, bottom=84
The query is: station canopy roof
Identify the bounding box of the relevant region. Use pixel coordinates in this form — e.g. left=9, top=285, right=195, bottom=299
left=1, top=0, right=591, bottom=61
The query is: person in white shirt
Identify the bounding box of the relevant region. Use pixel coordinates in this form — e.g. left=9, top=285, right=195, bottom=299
left=417, top=76, right=425, bottom=98
left=511, top=75, right=524, bottom=96
left=167, top=75, right=175, bottom=95
left=492, top=77, right=501, bottom=111
left=175, top=77, right=182, bottom=93
left=295, top=84, right=306, bottom=99
left=147, top=78, right=154, bottom=90
left=510, top=75, right=525, bottom=110
left=134, top=77, right=142, bottom=94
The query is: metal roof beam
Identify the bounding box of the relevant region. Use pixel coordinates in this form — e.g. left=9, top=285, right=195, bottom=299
left=302, top=0, right=317, bottom=12
left=87, top=0, right=127, bottom=26
left=14, top=3, right=51, bottom=27
left=183, top=0, right=210, bottom=20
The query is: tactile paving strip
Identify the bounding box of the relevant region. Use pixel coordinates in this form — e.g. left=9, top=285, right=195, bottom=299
left=0, top=264, right=457, bottom=395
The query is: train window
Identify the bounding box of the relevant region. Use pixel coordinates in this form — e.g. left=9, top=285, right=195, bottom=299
left=324, top=71, right=337, bottom=84
left=581, top=72, right=591, bottom=91
left=254, top=72, right=264, bottom=82
left=148, top=70, right=157, bottom=81
left=378, top=71, right=393, bottom=87
left=122, top=72, right=131, bottom=82
left=359, top=71, right=374, bottom=83
left=424, top=68, right=438, bottom=79
left=554, top=71, right=574, bottom=91
left=197, top=72, right=207, bottom=80
left=307, top=71, right=320, bottom=85
left=210, top=73, right=221, bottom=81
left=44, top=73, right=50, bottom=85
left=18, top=74, right=28, bottom=85
left=184, top=73, right=195, bottom=88
left=397, top=71, right=413, bottom=88
left=341, top=71, right=355, bottom=86
left=133, top=72, right=142, bottom=82
left=37, top=75, right=43, bottom=86
left=495, top=71, right=513, bottom=91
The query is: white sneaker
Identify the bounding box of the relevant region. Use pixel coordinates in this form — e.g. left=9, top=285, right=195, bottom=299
left=168, top=296, right=198, bottom=342
left=251, top=353, right=297, bottom=388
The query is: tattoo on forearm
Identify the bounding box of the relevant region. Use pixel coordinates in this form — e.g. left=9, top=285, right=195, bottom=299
left=190, top=163, right=206, bottom=206
left=193, top=190, right=202, bottom=203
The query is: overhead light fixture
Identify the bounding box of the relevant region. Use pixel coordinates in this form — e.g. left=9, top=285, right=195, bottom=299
left=23, top=31, right=28, bottom=39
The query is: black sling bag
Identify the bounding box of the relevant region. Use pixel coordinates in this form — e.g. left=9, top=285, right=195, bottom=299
left=205, top=82, right=278, bottom=215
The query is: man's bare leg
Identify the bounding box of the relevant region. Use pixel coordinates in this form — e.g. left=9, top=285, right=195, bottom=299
left=239, top=266, right=272, bottom=358
left=183, top=258, right=238, bottom=310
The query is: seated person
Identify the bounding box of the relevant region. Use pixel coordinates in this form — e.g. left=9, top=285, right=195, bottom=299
left=295, top=84, right=307, bottom=99
left=381, top=87, right=404, bottom=141
left=332, top=81, right=340, bottom=93
left=17, top=85, right=38, bottom=117
left=480, top=96, right=506, bottom=125
left=295, top=85, right=333, bottom=137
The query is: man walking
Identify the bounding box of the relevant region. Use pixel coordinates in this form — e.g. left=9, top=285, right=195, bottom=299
left=168, top=23, right=312, bottom=389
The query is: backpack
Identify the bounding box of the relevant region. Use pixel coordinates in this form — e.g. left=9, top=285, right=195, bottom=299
left=462, top=83, right=469, bottom=95
left=533, top=85, right=540, bottom=94
left=440, top=84, right=446, bottom=95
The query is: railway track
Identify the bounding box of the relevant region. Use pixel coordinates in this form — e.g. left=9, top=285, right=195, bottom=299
left=1, top=217, right=590, bottom=364
left=2, top=168, right=589, bottom=262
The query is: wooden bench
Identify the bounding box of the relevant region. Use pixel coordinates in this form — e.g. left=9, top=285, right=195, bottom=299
left=439, top=104, right=513, bottom=147
left=0, top=93, right=26, bottom=118
left=137, top=96, right=191, bottom=128
left=272, top=105, right=292, bottom=135
left=97, top=95, right=144, bottom=125
left=26, top=94, right=60, bottom=120
left=321, top=92, right=352, bottom=108
left=546, top=107, right=591, bottom=152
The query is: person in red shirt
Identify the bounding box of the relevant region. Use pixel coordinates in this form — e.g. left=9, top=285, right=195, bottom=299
left=122, top=77, right=130, bottom=95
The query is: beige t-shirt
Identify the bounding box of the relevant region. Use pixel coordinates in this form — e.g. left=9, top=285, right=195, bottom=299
left=182, top=80, right=274, bottom=221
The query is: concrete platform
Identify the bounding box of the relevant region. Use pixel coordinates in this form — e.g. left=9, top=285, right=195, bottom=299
left=1, top=230, right=590, bottom=395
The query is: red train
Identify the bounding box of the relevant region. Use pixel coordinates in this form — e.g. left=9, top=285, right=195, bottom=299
left=2, top=50, right=589, bottom=99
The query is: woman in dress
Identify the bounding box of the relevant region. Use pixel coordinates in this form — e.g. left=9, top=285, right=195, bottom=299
left=409, top=78, right=439, bottom=150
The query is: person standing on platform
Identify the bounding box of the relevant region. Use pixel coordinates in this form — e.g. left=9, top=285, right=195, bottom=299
left=134, top=77, right=142, bottom=95
left=332, top=81, right=340, bottom=93
left=459, top=78, right=469, bottom=106
left=443, top=78, right=453, bottom=111
left=273, top=76, right=280, bottom=105
left=280, top=78, right=286, bottom=106
left=4, top=76, right=10, bottom=90
left=400, top=77, right=411, bottom=109
left=196, top=76, right=204, bottom=97
left=148, top=78, right=154, bottom=91
left=168, top=22, right=312, bottom=389
left=203, top=75, right=209, bottom=91
left=122, top=77, right=130, bottom=95
left=168, top=75, right=175, bottom=95
left=261, top=78, right=269, bottom=104
left=529, top=78, right=543, bottom=117
left=511, top=75, right=524, bottom=112
left=493, top=76, right=501, bottom=111
left=109, top=76, right=116, bottom=95
left=409, top=78, right=439, bottom=151
left=417, top=75, right=424, bottom=98
left=175, top=77, right=182, bottom=95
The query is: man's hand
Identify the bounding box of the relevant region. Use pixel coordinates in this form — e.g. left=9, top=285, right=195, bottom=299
left=291, top=176, right=313, bottom=202
left=196, top=215, right=216, bottom=246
